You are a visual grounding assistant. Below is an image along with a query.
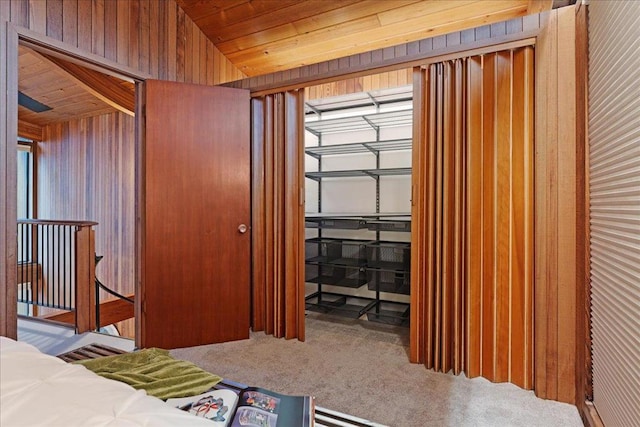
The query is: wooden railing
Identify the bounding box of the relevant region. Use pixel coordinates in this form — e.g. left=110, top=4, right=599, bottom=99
left=17, top=219, right=97, bottom=333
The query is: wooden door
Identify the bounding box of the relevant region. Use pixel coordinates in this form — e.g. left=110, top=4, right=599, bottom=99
left=137, top=80, right=250, bottom=349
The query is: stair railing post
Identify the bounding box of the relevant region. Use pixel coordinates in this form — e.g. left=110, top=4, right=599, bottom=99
left=74, top=225, right=96, bottom=333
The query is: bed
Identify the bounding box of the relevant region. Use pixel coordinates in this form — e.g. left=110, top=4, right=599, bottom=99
left=0, top=336, right=215, bottom=426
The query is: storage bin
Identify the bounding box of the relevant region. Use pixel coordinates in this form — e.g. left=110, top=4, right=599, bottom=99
left=305, top=217, right=367, bottom=230
left=366, top=219, right=411, bottom=232
left=305, top=264, right=367, bottom=288
left=366, top=269, right=410, bottom=294
left=305, top=237, right=370, bottom=266
left=365, top=241, right=411, bottom=270
left=366, top=301, right=410, bottom=326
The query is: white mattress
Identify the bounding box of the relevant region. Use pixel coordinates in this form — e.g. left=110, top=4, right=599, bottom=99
left=0, top=337, right=214, bottom=426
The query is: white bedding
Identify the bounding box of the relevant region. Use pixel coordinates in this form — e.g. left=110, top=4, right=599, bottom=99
left=0, top=337, right=214, bottom=426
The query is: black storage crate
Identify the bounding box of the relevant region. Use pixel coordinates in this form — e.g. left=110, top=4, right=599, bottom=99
left=306, top=292, right=376, bottom=319
left=365, top=241, right=410, bottom=270
left=366, top=219, right=411, bottom=232
left=305, top=237, right=370, bottom=266
left=305, top=264, right=367, bottom=288
left=305, top=238, right=371, bottom=288
left=366, top=269, right=410, bottom=294
left=366, top=301, right=410, bottom=326
left=305, top=217, right=367, bottom=230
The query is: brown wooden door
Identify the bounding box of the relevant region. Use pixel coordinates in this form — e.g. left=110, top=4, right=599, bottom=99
left=137, top=80, right=250, bottom=349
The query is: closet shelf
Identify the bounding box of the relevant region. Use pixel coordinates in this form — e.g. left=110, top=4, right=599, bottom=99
left=305, top=215, right=410, bottom=231
left=305, top=167, right=411, bottom=180
left=305, top=85, right=412, bottom=115
left=305, top=292, right=378, bottom=318
left=305, top=291, right=410, bottom=325
left=306, top=256, right=367, bottom=267
left=305, top=138, right=412, bottom=158
left=305, top=217, right=368, bottom=229
left=305, top=109, right=413, bottom=135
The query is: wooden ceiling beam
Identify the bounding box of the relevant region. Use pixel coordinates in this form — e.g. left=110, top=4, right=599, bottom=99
left=34, top=51, right=135, bottom=116
left=528, top=0, right=554, bottom=14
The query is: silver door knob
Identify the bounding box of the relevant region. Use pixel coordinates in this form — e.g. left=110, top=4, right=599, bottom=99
left=238, top=224, right=248, bottom=234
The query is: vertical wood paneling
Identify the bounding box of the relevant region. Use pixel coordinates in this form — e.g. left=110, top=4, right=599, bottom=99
left=167, top=1, right=177, bottom=80
left=206, top=39, right=214, bottom=86
left=91, top=0, right=104, bottom=57
left=39, top=113, right=136, bottom=338
left=103, top=0, right=116, bottom=61
left=62, top=0, right=78, bottom=46
left=155, top=0, right=165, bottom=79
left=46, top=0, right=63, bottom=40
left=138, top=0, right=149, bottom=74
left=77, top=0, right=92, bottom=53
left=128, top=0, right=139, bottom=71
left=28, top=0, right=46, bottom=35
left=148, top=0, right=158, bottom=78
left=176, top=3, right=185, bottom=82
left=534, top=7, right=578, bottom=404
left=11, top=0, right=29, bottom=28
left=556, top=7, right=577, bottom=403
left=116, top=0, right=129, bottom=66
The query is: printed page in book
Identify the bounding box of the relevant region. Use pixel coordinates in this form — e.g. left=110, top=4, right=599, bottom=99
left=231, top=387, right=314, bottom=427
left=167, top=389, right=240, bottom=426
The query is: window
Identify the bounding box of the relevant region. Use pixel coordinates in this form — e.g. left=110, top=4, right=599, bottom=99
left=17, top=141, right=34, bottom=265
left=17, top=141, right=33, bottom=220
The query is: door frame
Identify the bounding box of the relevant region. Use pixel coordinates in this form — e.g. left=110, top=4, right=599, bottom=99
left=1, top=22, right=149, bottom=339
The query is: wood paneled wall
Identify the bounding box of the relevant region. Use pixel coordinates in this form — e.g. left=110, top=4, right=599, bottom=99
left=1, top=0, right=19, bottom=338
left=306, top=69, right=413, bottom=101
left=39, top=112, right=136, bottom=337
left=2, top=0, right=245, bottom=85
left=1, top=0, right=246, bottom=338
left=534, top=7, right=579, bottom=404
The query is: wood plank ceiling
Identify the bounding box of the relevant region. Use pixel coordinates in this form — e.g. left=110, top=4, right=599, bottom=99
left=17, top=0, right=556, bottom=134
left=176, top=0, right=553, bottom=76
left=18, top=45, right=134, bottom=134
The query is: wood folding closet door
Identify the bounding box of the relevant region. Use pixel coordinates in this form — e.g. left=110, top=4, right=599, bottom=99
left=250, top=90, right=306, bottom=340
left=411, top=46, right=534, bottom=389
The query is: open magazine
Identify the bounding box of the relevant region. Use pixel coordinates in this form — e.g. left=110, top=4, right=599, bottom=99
left=167, top=384, right=314, bottom=427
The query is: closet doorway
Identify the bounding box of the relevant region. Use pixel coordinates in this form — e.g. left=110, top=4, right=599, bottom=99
left=303, top=70, right=414, bottom=338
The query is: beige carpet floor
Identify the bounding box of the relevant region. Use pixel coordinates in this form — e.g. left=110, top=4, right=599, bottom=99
left=171, top=312, right=583, bottom=427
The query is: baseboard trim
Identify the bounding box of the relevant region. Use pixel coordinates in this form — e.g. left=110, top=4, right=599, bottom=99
left=580, top=401, right=604, bottom=427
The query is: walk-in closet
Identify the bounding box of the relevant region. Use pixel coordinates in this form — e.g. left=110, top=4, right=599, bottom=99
left=303, top=81, right=413, bottom=328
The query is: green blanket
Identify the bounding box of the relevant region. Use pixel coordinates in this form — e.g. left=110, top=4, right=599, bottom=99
left=75, top=348, right=221, bottom=400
